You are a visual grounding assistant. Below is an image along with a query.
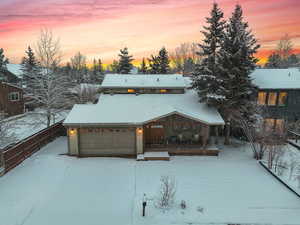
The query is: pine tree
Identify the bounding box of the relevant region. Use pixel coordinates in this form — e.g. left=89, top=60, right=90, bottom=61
left=90, top=58, right=104, bottom=83
left=110, top=60, right=119, bottom=73
left=157, top=47, right=170, bottom=74
left=117, top=47, right=134, bottom=74
left=21, top=46, right=40, bottom=89
left=191, top=3, right=226, bottom=107
left=139, top=58, right=148, bottom=74
left=0, top=48, right=9, bottom=81
left=148, top=55, right=160, bottom=74
left=218, top=4, right=260, bottom=144
left=265, top=53, right=282, bottom=68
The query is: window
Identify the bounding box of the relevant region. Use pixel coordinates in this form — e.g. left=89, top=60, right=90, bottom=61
left=278, top=92, right=288, bottom=106
left=8, top=92, right=20, bottom=101
left=275, top=119, right=284, bottom=133
left=264, top=118, right=275, bottom=131
left=127, top=89, right=135, bottom=93
left=267, top=92, right=277, bottom=106
left=257, top=92, right=267, bottom=105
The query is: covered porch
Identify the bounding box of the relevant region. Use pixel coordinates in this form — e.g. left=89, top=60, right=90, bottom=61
left=141, top=113, right=222, bottom=156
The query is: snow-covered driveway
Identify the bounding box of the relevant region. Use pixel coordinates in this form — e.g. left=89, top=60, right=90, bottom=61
left=0, top=137, right=299, bottom=225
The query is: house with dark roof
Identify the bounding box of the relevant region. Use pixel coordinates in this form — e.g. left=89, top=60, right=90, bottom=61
left=251, top=68, right=300, bottom=129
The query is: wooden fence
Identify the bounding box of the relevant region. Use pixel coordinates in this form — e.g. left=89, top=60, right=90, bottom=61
left=0, top=121, right=66, bottom=176
left=288, top=130, right=300, bottom=149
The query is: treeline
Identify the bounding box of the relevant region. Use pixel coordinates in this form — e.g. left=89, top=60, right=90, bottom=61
left=265, top=34, right=300, bottom=68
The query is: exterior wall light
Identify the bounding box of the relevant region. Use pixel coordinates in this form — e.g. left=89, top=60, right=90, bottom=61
left=138, top=128, right=143, bottom=134
left=69, top=128, right=76, bottom=135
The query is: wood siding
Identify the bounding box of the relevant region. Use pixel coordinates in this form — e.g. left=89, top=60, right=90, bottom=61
left=257, top=89, right=300, bottom=122
left=0, top=82, right=24, bottom=117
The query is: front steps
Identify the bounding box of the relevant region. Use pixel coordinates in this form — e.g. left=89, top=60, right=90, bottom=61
left=137, top=151, right=170, bottom=161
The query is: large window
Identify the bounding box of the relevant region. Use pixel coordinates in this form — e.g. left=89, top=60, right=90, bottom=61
left=275, top=119, right=284, bottom=133
left=264, top=118, right=275, bottom=131
left=267, top=92, right=277, bottom=106
left=8, top=92, right=20, bottom=101
left=257, top=91, right=267, bottom=105
left=264, top=118, right=285, bottom=133
left=278, top=92, right=288, bottom=106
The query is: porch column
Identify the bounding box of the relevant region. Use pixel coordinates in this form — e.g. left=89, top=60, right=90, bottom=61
left=136, top=126, right=144, bottom=154
left=215, top=126, right=219, bottom=144
left=68, top=128, right=79, bottom=156
left=202, top=125, right=210, bottom=147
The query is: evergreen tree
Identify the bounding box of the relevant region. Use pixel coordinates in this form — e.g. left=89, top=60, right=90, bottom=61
left=191, top=3, right=226, bottom=107
left=0, top=48, right=9, bottom=81
left=157, top=47, right=170, bottom=74
left=148, top=55, right=160, bottom=74
left=287, top=54, right=299, bottom=67
left=21, top=46, right=40, bottom=89
left=139, top=58, right=148, bottom=74
left=90, top=58, right=104, bottom=83
left=117, top=47, right=134, bottom=74
left=110, top=60, right=119, bottom=73
left=265, top=53, right=282, bottom=68
left=218, top=4, right=260, bottom=144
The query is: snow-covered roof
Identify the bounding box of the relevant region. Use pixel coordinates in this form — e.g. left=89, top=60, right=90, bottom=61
left=101, top=74, right=186, bottom=89
left=64, top=90, right=225, bottom=126
left=251, top=68, right=300, bottom=89
left=6, top=64, right=23, bottom=79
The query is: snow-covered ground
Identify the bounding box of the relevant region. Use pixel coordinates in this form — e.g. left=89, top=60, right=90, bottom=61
left=0, top=110, right=68, bottom=149
left=0, top=137, right=300, bottom=225
left=262, top=144, right=300, bottom=195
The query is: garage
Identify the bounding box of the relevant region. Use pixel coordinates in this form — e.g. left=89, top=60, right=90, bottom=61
left=79, top=128, right=136, bottom=156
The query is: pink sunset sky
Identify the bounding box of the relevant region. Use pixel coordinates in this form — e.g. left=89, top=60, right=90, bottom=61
left=1, top=0, right=300, bottom=65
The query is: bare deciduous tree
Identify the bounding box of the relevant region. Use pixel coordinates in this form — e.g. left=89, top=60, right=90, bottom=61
left=155, top=176, right=176, bottom=209
left=0, top=119, right=17, bottom=149
left=276, top=34, right=293, bottom=67
left=70, top=52, right=88, bottom=84
left=169, top=42, right=201, bottom=74
left=28, top=28, right=71, bottom=127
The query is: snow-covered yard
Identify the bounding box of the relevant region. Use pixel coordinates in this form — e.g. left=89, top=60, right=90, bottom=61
left=0, top=110, right=68, bottom=149
left=0, top=137, right=300, bottom=225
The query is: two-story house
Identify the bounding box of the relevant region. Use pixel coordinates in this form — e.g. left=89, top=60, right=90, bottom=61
left=64, top=74, right=225, bottom=159
left=0, top=82, right=24, bottom=118
left=251, top=68, right=300, bottom=129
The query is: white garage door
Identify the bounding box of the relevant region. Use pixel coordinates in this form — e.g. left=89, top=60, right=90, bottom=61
left=79, top=128, right=136, bottom=156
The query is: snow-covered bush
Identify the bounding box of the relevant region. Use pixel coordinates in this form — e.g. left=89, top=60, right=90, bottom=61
left=155, top=176, right=176, bottom=209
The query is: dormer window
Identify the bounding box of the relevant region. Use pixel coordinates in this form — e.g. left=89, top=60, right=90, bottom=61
left=160, top=89, right=167, bottom=93
left=127, top=89, right=135, bottom=93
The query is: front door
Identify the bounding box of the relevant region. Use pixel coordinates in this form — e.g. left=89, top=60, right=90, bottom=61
left=145, top=124, right=165, bottom=146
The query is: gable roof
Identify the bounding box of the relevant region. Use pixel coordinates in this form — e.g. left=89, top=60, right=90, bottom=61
left=6, top=64, right=23, bottom=79
left=101, top=74, right=186, bottom=89
left=64, top=90, right=225, bottom=126
left=251, top=68, right=300, bottom=90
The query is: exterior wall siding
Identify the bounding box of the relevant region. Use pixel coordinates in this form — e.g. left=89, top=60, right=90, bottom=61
left=257, top=89, right=300, bottom=122
left=0, top=82, right=24, bottom=117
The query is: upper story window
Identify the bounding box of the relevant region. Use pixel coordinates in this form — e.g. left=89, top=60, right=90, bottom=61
left=8, top=92, right=20, bottom=101
left=278, top=92, right=288, bottom=106
left=257, top=91, right=267, bottom=105
left=127, top=89, right=135, bottom=93
left=267, top=92, right=277, bottom=106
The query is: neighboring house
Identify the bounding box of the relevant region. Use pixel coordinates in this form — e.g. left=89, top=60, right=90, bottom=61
left=251, top=68, right=300, bottom=129
left=64, top=74, right=225, bottom=158
left=0, top=82, right=24, bottom=118
left=2, top=64, right=23, bottom=85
